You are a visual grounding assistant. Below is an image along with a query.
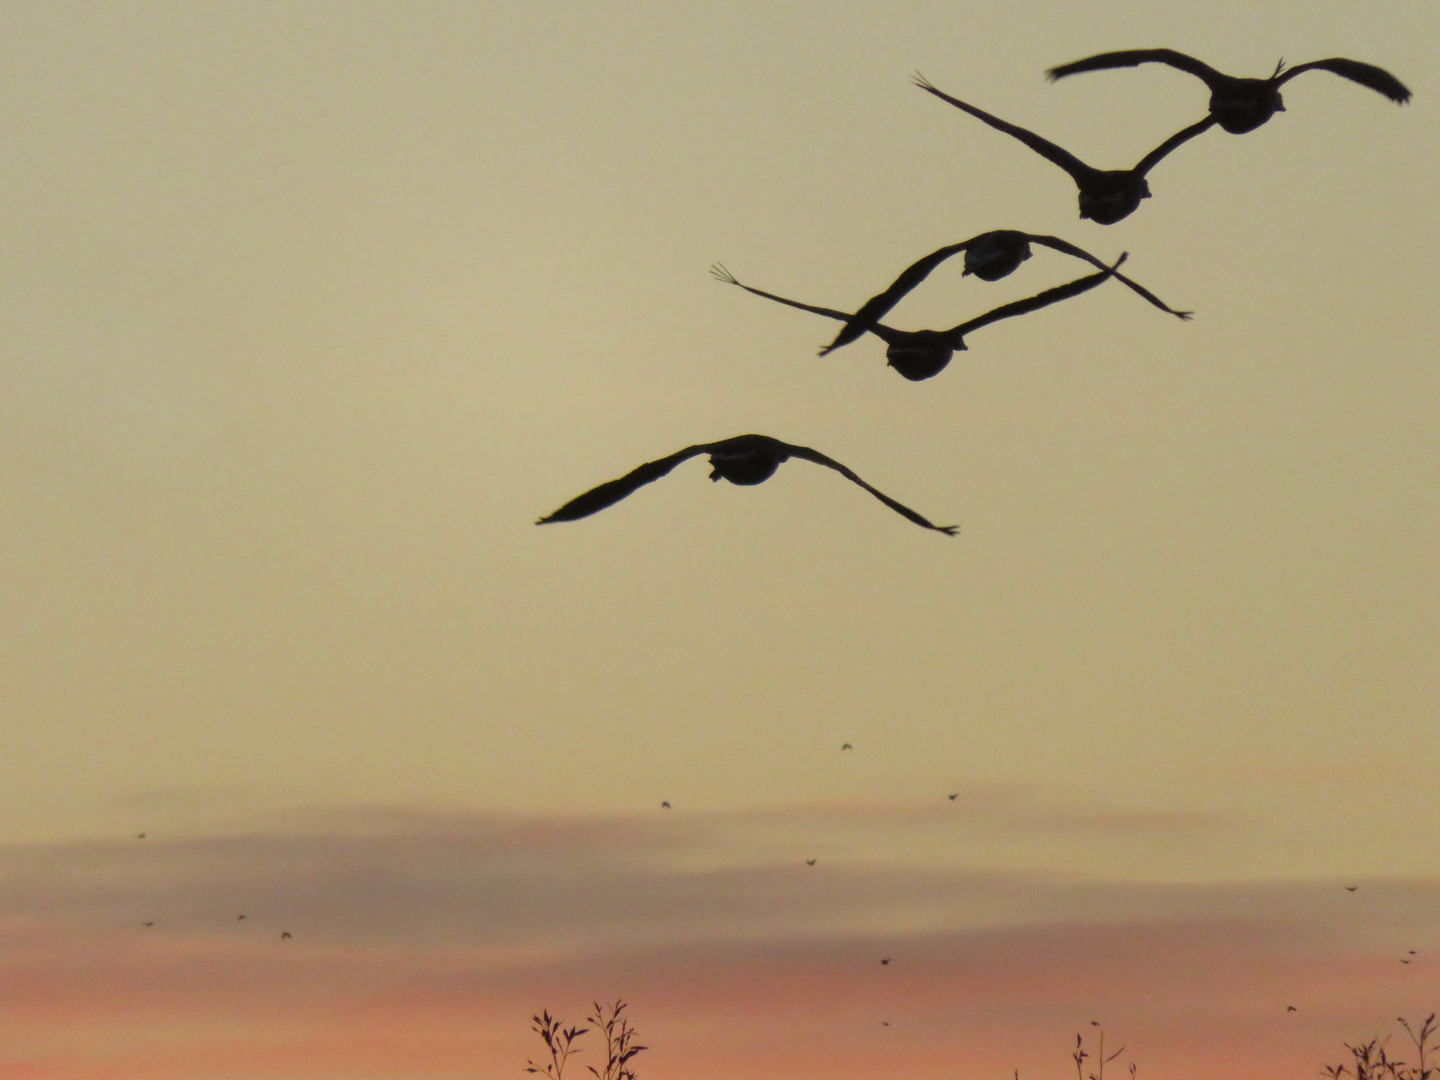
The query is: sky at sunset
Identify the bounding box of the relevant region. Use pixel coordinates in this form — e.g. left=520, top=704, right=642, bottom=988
left=0, top=2, right=1437, bottom=1077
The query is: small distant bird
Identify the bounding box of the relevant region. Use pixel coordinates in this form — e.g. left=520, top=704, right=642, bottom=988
left=1288, top=1006, right=1298, bottom=1013
left=1045, top=50, right=1411, bottom=134
left=1346, top=885, right=1359, bottom=892
left=806, top=858, right=817, bottom=866
left=715, top=257, right=1125, bottom=381
left=1401, top=958, right=1411, bottom=964
left=237, top=914, right=248, bottom=921
left=1091, top=1021, right=1100, bottom=1027
left=914, top=73, right=1216, bottom=224
left=136, top=833, right=146, bottom=839
left=948, top=793, right=959, bottom=800
left=842, top=743, right=853, bottom=751
left=142, top=921, right=154, bottom=927
left=661, top=801, right=671, bottom=809
left=882, top=1021, right=890, bottom=1027
left=819, top=229, right=1191, bottom=355
left=536, top=434, right=957, bottom=534
left=881, top=957, right=892, bottom=965
left=281, top=931, right=292, bottom=940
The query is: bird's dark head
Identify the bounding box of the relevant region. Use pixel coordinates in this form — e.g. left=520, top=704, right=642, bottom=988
left=962, top=232, right=1031, bottom=281
left=708, top=447, right=783, bottom=486
left=1078, top=176, right=1149, bottom=224
left=886, top=330, right=958, bottom=381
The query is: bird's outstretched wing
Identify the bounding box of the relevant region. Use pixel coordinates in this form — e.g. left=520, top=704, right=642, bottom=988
left=1132, top=114, right=1217, bottom=175
left=944, top=255, right=1126, bottom=340
left=781, top=443, right=958, bottom=535
left=1028, top=235, right=1192, bottom=319
left=1276, top=57, right=1412, bottom=103
left=819, top=236, right=982, bottom=356
left=1047, top=49, right=1229, bottom=90
left=537, top=444, right=713, bottom=523
left=914, top=73, right=1096, bottom=182
left=712, top=264, right=854, bottom=323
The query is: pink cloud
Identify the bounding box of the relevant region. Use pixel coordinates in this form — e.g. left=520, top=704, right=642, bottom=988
left=0, top=803, right=1434, bottom=1079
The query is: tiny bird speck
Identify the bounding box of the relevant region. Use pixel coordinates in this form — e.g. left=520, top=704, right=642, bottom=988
left=806, top=858, right=817, bottom=865
left=660, top=801, right=671, bottom=809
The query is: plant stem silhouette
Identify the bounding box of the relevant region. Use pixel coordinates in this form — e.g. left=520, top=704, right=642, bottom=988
left=524, top=1010, right=589, bottom=1080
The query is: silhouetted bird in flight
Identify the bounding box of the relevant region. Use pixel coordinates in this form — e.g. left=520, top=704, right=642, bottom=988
left=1345, top=885, right=1358, bottom=892
left=1288, top=1006, right=1297, bottom=1013
left=820, top=230, right=1190, bottom=355
left=948, top=793, right=959, bottom=800
left=281, top=931, right=292, bottom=940
left=136, top=832, right=146, bottom=839
left=536, top=434, right=958, bottom=534
left=881, top=957, right=892, bottom=965
left=841, top=743, right=853, bottom=751
left=142, top=921, right=154, bottom=927
left=237, top=914, right=248, bottom=921
left=714, top=258, right=1124, bottom=381
left=914, top=73, right=1216, bottom=224
left=806, top=858, right=817, bottom=866
left=661, top=801, right=671, bottom=809
left=1045, top=50, right=1411, bottom=134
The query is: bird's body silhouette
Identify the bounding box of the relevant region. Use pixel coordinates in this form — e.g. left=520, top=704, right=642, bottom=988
left=880, top=957, right=892, bottom=965
left=142, top=921, right=154, bottom=927
left=281, top=931, right=292, bottom=940
left=914, top=74, right=1216, bottom=224
left=714, top=257, right=1124, bottom=380
left=660, top=801, right=671, bottom=809
left=537, top=434, right=957, bottom=534
left=136, top=832, right=146, bottom=839
left=947, top=793, right=959, bottom=800
left=1346, top=885, right=1359, bottom=892
left=237, top=914, right=248, bottom=921
left=1288, top=1006, right=1298, bottom=1013
left=806, top=858, right=817, bottom=866
left=821, top=229, right=1190, bottom=355
left=1046, top=50, right=1411, bottom=134
left=841, top=743, right=853, bottom=750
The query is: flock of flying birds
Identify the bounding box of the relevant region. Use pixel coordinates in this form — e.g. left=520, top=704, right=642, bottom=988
left=537, top=48, right=1409, bottom=535
left=660, top=737, right=1418, bottom=1013
left=132, top=832, right=293, bottom=940
left=116, top=49, right=1414, bottom=1022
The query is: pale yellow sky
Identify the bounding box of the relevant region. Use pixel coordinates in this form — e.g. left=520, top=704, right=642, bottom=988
left=0, top=0, right=1435, bottom=896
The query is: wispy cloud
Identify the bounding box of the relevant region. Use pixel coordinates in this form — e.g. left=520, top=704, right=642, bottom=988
left=1, top=801, right=1434, bottom=1079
